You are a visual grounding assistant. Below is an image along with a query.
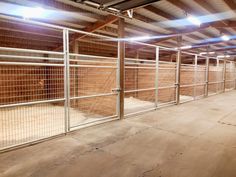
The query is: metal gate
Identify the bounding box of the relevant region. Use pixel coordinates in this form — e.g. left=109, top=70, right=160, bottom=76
left=67, top=29, right=119, bottom=130
left=158, top=47, right=177, bottom=106
left=1, top=15, right=236, bottom=151
left=208, top=58, right=224, bottom=95
left=180, top=52, right=195, bottom=103
left=124, top=42, right=157, bottom=116
left=0, top=47, right=65, bottom=150
left=225, top=60, right=236, bottom=91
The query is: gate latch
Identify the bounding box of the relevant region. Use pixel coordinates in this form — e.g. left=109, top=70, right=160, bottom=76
left=112, top=88, right=121, bottom=93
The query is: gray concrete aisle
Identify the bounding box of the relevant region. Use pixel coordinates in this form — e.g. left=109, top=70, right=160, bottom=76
left=1, top=91, right=236, bottom=177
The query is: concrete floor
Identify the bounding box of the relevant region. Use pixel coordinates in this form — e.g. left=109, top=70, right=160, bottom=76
left=1, top=91, right=236, bottom=177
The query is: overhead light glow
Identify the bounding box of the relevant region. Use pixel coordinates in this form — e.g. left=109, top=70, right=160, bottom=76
left=221, top=35, right=230, bottom=41
left=128, top=35, right=151, bottom=42
left=217, top=55, right=230, bottom=58
left=200, top=51, right=215, bottom=55
left=200, top=52, right=207, bottom=55
left=22, top=7, right=45, bottom=19
left=180, top=45, right=192, bottom=49
left=187, top=15, right=201, bottom=26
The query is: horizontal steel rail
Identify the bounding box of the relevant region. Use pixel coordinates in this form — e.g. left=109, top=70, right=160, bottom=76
left=0, top=55, right=63, bottom=61
left=70, top=93, right=117, bottom=100
left=69, top=53, right=117, bottom=60
left=0, top=98, right=65, bottom=108
left=0, top=46, right=64, bottom=55
left=124, top=88, right=156, bottom=93
left=0, top=61, right=64, bottom=66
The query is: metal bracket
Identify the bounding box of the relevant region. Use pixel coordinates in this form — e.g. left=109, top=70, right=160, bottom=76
left=112, top=88, right=121, bottom=93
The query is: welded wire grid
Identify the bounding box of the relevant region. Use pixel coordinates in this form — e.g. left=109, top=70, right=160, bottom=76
left=225, top=61, right=236, bottom=91
left=158, top=61, right=177, bottom=105
left=208, top=59, right=224, bottom=95
left=0, top=50, right=65, bottom=150
left=68, top=31, right=118, bottom=128
left=124, top=59, right=156, bottom=115
left=195, top=58, right=207, bottom=98
left=180, top=63, right=195, bottom=103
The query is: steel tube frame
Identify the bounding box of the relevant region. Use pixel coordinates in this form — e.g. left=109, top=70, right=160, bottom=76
left=2, top=14, right=236, bottom=152
left=155, top=47, right=159, bottom=108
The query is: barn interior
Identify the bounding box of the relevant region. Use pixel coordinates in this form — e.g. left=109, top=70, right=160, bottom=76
left=0, top=0, right=236, bottom=177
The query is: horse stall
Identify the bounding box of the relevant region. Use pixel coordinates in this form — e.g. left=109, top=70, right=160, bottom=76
left=0, top=19, right=119, bottom=150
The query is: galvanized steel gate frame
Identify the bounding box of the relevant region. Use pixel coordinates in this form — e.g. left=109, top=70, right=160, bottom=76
left=0, top=16, right=236, bottom=152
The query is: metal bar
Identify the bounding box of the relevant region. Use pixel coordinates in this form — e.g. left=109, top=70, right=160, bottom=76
left=118, top=18, right=125, bottom=119
left=70, top=93, right=117, bottom=100
left=0, top=55, right=63, bottom=61
left=158, top=85, right=176, bottom=89
left=0, top=46, right=64, bottom=55
left=63, top=29, right=70, bottom=133
left=194, top=54, right=198, bottom=100
left=70, top=64, right=117, bottom=69
left=208, top=81, right=224, bottom=84
left=176, top=50, right=181, bottom=104
left=223, top=58, right=227, bottom=92
left=69, top=53, right=117, bottom=60
left=125, top=62, right=156, bottom=66
left=205, top=57, right=209, bottom=97
left=124, top=88, right=156, bottom=93
left=155, top=46, right=159, bottom=108
left=176, top=36, right=182, bottom=104
left=0, top=62, right=64, bottom=66
left=0, top=98, right=65, bottom=108
left=70, top=59, right=117, bottom=64
left=125, top=58, right=156, bottom=63
left=125, top=66, right=156, bottom=69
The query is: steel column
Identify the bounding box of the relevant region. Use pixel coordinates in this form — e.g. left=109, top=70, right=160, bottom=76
left=155, top=47, right=159, bottom=108
left=223, top=58, right=227, bottom=92
left=205, top=57, right=209, bottom=97
left=118, top=18, right=125, bottom=119
left=194, top=54, right=198, bottom=99
left=63, top=29, right=70, bottom=132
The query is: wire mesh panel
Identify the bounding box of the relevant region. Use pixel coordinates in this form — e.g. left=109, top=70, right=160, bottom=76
left=208, top=59, right=224, bottom=95
left=158, top=48, right=177, bottom=106
left=0, top=48, right=65, bottom=150
left=68, top=29, right=118, bottom=129
left=195, top=56, right=207, bottom=98
left=124, top=42, right=156, bottom=116
left=225, top=61, right=236, bottom=91
left=0, top=19, right=66, bottom=151
left=180, top=53, right=195, bottom=103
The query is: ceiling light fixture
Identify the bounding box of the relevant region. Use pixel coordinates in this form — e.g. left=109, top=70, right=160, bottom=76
left=221, top=35, right=230, bottom=41
left=22, top=7, right=44, bottom=19
left=128, top=35, right=151, bottom=42
left=187, top=15, right=201, bottom=26
left=180, top=45, right=192, bottom=50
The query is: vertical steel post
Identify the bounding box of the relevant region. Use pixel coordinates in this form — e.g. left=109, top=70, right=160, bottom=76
left=194, top=54, right=198, bottom=99
left=235, top=62, right=236, bottom=90
left=176, top=50, right=181, bottom=104
left=175, top=36, right=182, bottom=105
left=155, top=46, right=159, bottom=109
left=118, top=18, right=125, bottom=119
left=205, top=57, right=209, bottom=97
left=223, top=58, right=227, bottom=92
left=63, top=29, right=70, bottom=132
